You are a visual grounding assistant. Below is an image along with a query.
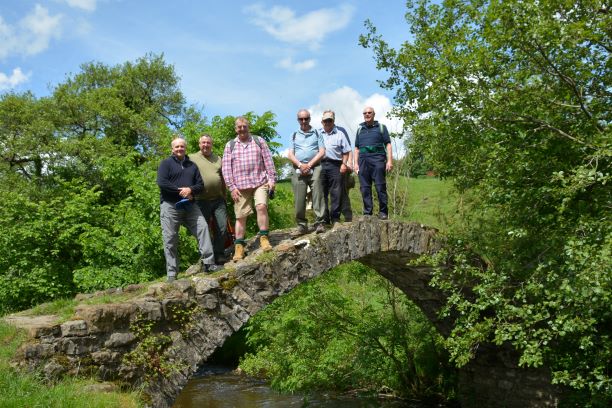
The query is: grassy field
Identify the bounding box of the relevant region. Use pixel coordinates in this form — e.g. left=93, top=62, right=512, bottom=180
left=275, top=175, right=456, bottom=231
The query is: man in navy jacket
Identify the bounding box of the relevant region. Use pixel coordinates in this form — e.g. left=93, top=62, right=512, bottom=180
left=157, top=137, right=216, bottom=281
left=354, top=107, right=393, bottom=219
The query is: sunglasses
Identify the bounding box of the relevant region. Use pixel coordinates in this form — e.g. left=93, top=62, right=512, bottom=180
left=298, top=117, right=311, bottom=121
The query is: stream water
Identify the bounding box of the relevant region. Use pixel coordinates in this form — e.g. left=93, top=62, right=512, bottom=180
left=172, top=365, right=427, bottom=408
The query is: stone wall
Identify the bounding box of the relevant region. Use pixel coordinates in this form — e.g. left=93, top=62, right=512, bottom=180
left=6, top=218, right=561, bottom=407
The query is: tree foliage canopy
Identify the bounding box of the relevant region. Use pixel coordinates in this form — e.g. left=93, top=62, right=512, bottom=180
left=361, top=0, right=610, bottom=402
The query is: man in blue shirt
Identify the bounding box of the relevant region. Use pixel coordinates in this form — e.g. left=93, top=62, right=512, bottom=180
left=287, top=109, right=326, bottom=235
left=157, top=137, right=216, bottom=282
left=354, top=107, right=394, bottom=219
left=320, top=110, right=351, bottom=225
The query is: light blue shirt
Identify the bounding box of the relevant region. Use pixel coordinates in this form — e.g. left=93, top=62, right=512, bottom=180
left=320, top=126, right=351, bottom=161
left=292, top=128, right=324, bottom=163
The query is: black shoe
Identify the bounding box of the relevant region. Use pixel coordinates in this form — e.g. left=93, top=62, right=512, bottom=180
left=204, top=264, right=221, bottom=273
left=378, top=213, right=388, bottom=220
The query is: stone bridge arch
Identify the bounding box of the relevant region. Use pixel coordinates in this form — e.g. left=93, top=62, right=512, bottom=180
left=9, top=219, right=560, bottom=407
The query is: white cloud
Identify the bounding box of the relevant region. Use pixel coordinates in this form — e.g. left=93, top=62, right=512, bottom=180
left=0, top=5, right=62, bottom=59
left=0, top=67, right=30, bottom=90
left=245, top=3, right=354, bottom=49
left=61, top=0, right=97, bottom=12
left=308, top=86, right=407, bottom=157
left=278, top=57, right=316, bottom=72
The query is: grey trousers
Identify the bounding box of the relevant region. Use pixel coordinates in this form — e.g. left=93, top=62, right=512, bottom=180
left=291, top=164, right=326, bottom=228
left=160, top=201, right=215, bottom=278
left=196, top=198, right=228, bottom=262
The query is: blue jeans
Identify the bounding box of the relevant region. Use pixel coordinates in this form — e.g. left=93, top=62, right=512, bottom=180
left=196, top=198, right=228, bottom=262
left=358, top=154, right=388, bottom=216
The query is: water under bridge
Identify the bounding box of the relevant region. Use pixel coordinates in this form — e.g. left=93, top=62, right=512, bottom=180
left=6, top=218, right=560, bottom=407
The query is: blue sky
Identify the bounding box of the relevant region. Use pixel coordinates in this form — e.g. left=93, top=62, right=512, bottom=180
left=0, top=1, right=409, bottom=153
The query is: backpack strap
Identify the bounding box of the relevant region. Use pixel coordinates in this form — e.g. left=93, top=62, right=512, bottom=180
left=253, top=136, right=263, bottom=150
left=229, top=136, right=263, bottom=153
left=337, top=127, right=351, bottom=147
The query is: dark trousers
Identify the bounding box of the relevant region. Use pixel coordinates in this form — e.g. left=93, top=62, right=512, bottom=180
left=358, top=154, right=388, bottom=216
left=340, top=172, right=353, bottom=221
left=321, top=160, right=344, bottom=223
left=196, top=198, right=228, bottom=262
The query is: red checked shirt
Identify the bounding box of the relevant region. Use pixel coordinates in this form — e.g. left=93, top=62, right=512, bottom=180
left=222, top=135, right=276, bottom=192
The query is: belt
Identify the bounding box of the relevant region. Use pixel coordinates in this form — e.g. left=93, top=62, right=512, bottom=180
left=362, top=145, right=385, bottom=154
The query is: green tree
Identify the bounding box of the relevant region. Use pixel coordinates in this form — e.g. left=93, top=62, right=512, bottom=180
left=361, top=0, right=610, bottom=403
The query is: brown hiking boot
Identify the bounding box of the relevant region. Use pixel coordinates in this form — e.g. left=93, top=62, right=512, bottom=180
left=232, top=243, right=245, bottom=261
left=259, top=235, right=272, bottom=252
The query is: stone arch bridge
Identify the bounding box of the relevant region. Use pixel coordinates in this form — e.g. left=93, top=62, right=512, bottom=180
left=7, top=218, right=559, bottom=407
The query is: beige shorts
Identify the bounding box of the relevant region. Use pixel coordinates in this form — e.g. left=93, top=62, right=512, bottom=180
left=234, top=184, right=269, bottom=218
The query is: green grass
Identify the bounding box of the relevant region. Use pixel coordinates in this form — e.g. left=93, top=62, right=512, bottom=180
left=26, top=298, right=78, bottom=321
left=17, top=285, right=151, bottom=324
left=275, top=175, right=456, bottom=230
left=0, top=321, right=142, bottom=408
left=396, top=177, right=456, bottom=229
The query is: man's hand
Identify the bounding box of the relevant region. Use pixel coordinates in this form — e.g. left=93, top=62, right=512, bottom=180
left=299, top=162, right=311, bottom=175
left=386, top=161, right=393, bottom=172
left=231, top=189, right=242, bottom=203
left=178, top=187, right=192, bottom=198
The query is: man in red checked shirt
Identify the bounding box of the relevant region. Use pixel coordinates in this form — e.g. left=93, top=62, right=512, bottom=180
left=222, top=116, right=277, bottom=260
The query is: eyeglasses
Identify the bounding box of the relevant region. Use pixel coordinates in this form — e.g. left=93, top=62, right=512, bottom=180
left=322, top=119, right=333, bottom=123
left=298, top=117, right=310, bottom=122
left=363, top=111, right=374, bottom=115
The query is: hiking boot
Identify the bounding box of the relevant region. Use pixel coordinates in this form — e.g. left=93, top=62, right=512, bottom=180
left=167, top=275, right=176, bottom=283
left=378, top=213, right=388, bottom=220
left=259, top=235, right=272, bottom=252
left=315, top=223, right=326, bottom=234
left=291, top=224, right=308, bottom=238
left=232, top=243, right=245, bottom=261
left=204, top=264, right=221, bottom=273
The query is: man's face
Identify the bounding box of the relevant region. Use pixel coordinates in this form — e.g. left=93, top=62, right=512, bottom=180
left=322, top=118, right=334, bottom=133
left=297, top=112, right=311, bottom=131
left=235, top=120, right=249, bottom=139
left=171, top=139, right=186, bottom=160
left=362, top=108, right=375, bottom=124
left=199, top=137, right=213, bottom=156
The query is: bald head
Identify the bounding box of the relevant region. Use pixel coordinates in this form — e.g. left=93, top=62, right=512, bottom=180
left=171, top=137, right=187, bottom=160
